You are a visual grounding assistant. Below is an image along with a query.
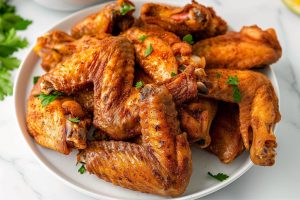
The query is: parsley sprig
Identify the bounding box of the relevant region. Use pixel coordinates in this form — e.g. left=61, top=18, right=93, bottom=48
left=78, top=164, right=86, bottom=174
left=0, top=0, right=31, bottom=101
left=35, top=91, right=64, bottom=107
left=183, top=34, right=194, bottom=45
left=208, top=172, right=229, bottom=181
left=120, top=3, right=135, bottom=16
left=227, top=75, right=242, bottom=103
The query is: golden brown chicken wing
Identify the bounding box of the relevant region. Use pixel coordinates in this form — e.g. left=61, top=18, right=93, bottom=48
left=179, top=97, right=218, bottom=146
left=78, top=84, right=192, bottom=196
left=206, top=102, right=244, bottom=164
left=71, top=0, right=135, bottom=38
left=199, top=69, right=280, bottom=166
left=193, top=25, right=282, bottom=69
left=140, top=0, right=227, bottom=39
left=26, top=78, right=91, bottom=154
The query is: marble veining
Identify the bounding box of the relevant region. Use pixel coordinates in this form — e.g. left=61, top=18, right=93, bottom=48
left=1, top=0, right=300, bottom=200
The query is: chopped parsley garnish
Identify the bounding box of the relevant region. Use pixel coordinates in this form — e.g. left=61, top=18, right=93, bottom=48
left=33, top=76, right=40, bottom=84
left=120, top=3, right=135, bottom=16
left=216, top=73, right=221, bottom=78
left=35, top=91, right=64, bottom=107
left=171, top=72, right=177, bottom=77
left=227, top=75, right=242, bottom=103
left=139, top=35, right=148, bottom=42
left=183, top=34, right=194, bottom=45
left=144, top=44, right=153, bottom=57
left=135, top=81, right=143, bottom=89
left=68, top=117, right=80, bottom=123
left=78, top=164, right=86, bottom=174
left=208, top=172, right=229, bottom=181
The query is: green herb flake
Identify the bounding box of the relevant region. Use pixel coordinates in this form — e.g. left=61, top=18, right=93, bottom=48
left=171, top=72, right=177, bottom=77
left=216, top=73, right=221, bottom=78
left=183, top=34, right=194, bottom=45
left=120, top=3, right=135, bottom=16
left=33, top=76, right=40, bottom=84
left=139, top=35, right=148, bottom=42
left=227, top=75, right=242, bottom=102
left=68, top=117, right=80, bottom=123
left=208, top=172, right=229, bottom=182
left=135, top=81, right=143, bottom=89
left=144, top=44, right=153, bottom=57
left=35, top=91, right=64, bottom=107
left=78, top=164, right=86, bottom=174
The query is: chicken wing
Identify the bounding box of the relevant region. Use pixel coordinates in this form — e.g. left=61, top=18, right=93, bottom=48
left=206, top=102, right=244, bottom=164
left=178, top=97, right=218, bottom=146
left=140, top=0, right=227, bottom=39
left=199, top=69, right=280, bottom=166
left=26, top=77, right=91, bottom=154
left=77, top=84, right=192, bottom=196
left=71, top=0, right=135, bottom=38
left=123, top=25, right=205, bottom=83
left=193, top=25, right=282, bottom=69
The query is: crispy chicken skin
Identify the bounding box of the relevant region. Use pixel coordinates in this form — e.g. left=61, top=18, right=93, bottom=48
left=39, top=36, right=202, bottom=140
left=71, top=0, right=135, bottom=38
left=78, top=85, right=192, bottom=196
left=140, top=0, right=227, bottom=39
left=193, top=25, right=282, bottom=69
left=206, top=102, right=244, bottom=164
left=26, top=78, right=91, bottom=154
left=200, top=69, right=280, bottom=166
left=179, top=97, right=218, bottom=146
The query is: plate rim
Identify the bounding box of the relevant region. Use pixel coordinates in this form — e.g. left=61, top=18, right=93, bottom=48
left=13, top=1, right=285, bottom=199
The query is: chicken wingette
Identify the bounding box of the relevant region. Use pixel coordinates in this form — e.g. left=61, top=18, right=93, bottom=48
left=140, top=0, right=227, bottom=39
left=193, top=25, right=282, bottom=69
left=26, top=77, right=91, bottom=154
left=206, top=102, right=244, bottom=164
left=71, top=0, right=135, bottom=38
left=78, top=84, right=192, bottom=196
left=200, top=69, right=280, bottom=166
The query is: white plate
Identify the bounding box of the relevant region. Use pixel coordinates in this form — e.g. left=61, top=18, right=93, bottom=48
left=14, top=0, right=280, bottom=199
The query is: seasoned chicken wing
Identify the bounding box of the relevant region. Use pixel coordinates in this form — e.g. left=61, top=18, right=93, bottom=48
left=71, top=0, right=135, bottom=38
left=179, top=97, right=218, bottom=146
left=140, top=0, right=227, bottom=39
left=78, top=85, right=192, bottom=196
left=193, top=25, right=282, bottom=69
left=123, top=25, right=205, bottom=83
left=200, top=69, right=280, bottom=166
left=26, top=77, right=91, bottom=154
left=206, top=102, right=244, bottom=164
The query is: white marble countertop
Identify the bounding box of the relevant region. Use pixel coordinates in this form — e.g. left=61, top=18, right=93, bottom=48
left=1, top=0, right=300, bottom=199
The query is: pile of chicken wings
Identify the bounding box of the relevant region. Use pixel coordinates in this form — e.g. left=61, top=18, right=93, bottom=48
left=26, top=0, right=282, bottom=196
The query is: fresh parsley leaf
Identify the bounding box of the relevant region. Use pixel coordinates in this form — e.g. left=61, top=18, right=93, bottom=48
left=120, top=3, right=135, bottom=16
left=171, top=72, right=177, bottom=77
left=68, top=117, right=80, bottom=123
left=227, top=76, right=242, bottom=102
left=0, top=13, right=32, bottom=32
left=0, top=56, right=19, bottom=70
left=216, top=72, right=221, bottom=78
left=78, top=164, right=86, bottom=174
left=208, top=172, right=229, bottom=181
left=183, top=34, right=194, bottom=45
left=144, top=44, right=153, bottom=57
left=227, top=75, right=239, bottom=85
left=33, top=76, right=40, bottom=84
left=35, top=91, right=64, bottom=107
left=0, top=28, right=28, bottom=57
left=0, top=68, right=12, bottom=100
left=139, top=35, right=148, bottom=42
left=0, top=1, right=15, bottom=14
left=232, top=85, right=241, bottom=103
left=135, top=81, right=143, bottom=89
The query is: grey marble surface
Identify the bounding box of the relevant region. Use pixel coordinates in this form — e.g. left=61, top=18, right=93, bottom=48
left=1, top=0, right=300, bottom=199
